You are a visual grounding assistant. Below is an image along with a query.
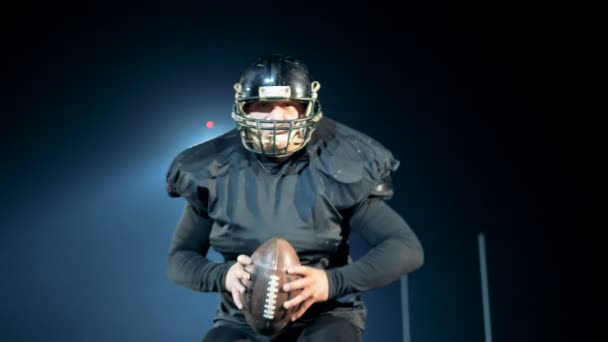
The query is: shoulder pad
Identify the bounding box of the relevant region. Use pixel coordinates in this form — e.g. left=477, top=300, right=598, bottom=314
left=165, top=129, right=242, bottom=210
left=310, top=117, right=400, bottom=206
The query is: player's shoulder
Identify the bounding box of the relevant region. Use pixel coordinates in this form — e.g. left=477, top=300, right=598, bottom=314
left=165, top=129, right=241, bottom=197
left=308, top=117, right=400, bottom=205
left=311, top=116, right=400, bottom=183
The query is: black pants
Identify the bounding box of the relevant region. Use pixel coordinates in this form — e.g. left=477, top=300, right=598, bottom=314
left=203, top=315, right=363, bottom=342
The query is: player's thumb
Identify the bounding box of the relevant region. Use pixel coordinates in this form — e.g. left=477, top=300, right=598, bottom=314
left=232, top=288, right=243, bottom=310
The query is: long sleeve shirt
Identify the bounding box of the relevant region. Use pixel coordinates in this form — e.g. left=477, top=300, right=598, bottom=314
left=168, top=196, right=423, bottom=302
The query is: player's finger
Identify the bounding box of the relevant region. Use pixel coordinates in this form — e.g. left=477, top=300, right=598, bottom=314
left=291, top=297, right=315, bottom=321
left=283, top=289, right=311, bottom=309
left=232, top=289, right=243, bottom=310
left=240, top=277, right=251, bottom=289
left=283, top=277, right=312, bottom=292
left=237, top=255, right=252, bottom=265
left=232, top=279, right=246, bottom=294
left=287, top=265, right=310, bottom=276
left=244, top=264, right=255, bottom=274
left=238, top=269, right=250, bottom=280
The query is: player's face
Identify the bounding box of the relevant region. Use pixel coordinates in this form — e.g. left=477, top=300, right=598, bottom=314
left=243, top=100, right=307, bottom=156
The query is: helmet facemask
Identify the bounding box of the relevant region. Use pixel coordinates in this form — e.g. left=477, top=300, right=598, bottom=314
left=231, top=82, right=323, bottom=157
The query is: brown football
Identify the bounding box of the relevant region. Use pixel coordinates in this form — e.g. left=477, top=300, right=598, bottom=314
left=239, top=238, right=303, bottom=336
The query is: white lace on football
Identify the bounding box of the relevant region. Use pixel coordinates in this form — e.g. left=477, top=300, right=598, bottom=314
left=263, top=275, right=280, bottom=319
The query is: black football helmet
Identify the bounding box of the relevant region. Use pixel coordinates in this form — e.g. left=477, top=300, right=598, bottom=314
left=231, top=55, right=323, bottom=157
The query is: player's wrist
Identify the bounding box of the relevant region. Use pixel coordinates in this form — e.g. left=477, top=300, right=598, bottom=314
left=220, top=260, right=237, bottom=293
left=324, top=268, right=342, bottom=300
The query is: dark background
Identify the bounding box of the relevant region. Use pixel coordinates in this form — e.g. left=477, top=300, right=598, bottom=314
left=1, top=3, right=597, bottom=342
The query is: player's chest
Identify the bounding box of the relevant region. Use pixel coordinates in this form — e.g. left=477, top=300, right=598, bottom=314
left=207, top=167, right=344, bottom=255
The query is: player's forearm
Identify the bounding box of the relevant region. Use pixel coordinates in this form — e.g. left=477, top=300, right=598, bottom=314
left=167, top=204, right=234, bottom=293
left=168, top=250, right=234, bottom=292
left=326, top=198, right=424, bottom=299
left=326, top=236, right=423, bottom=298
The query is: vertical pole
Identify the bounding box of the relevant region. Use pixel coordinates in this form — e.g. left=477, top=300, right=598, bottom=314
left=401, top=276, right=411, bottom=342
left=478, top=232, right=493, bottom=342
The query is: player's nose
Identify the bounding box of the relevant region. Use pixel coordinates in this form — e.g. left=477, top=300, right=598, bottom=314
left=268, top=105, right=289, bottom=120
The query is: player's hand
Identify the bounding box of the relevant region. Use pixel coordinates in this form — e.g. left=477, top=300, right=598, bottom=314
left=225, top=254, right=252, bottom=310
left=282, top=265, right=329, bottom=321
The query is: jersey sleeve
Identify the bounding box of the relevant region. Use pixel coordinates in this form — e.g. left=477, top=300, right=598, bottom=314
left=308, top=119, right=422, bottom=299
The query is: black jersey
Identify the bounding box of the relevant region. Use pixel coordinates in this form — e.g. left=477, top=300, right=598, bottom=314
left=165, top=117, right=424, bottom=331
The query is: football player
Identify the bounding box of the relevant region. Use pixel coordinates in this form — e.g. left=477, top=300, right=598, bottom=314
left=166, top=55, right=424, bottom=341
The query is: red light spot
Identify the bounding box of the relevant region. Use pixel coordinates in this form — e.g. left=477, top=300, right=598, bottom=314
left=206, top=121, right=214, bottom=128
